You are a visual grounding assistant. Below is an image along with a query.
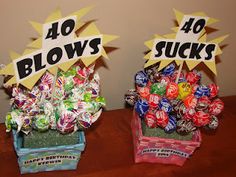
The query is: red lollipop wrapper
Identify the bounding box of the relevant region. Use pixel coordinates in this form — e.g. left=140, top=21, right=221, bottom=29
left=145, top=112, right=157, bottom=128
left=172, top=70, right=185, bottom=82
left=148, top=94, right=161, bottom=108
left=208, top=83, right=219, bottom=99
left=183, top=108, right=196, bottom=121
left=196, top=96, right=211, bottom=111
left=160, top=76, right=171, bottom=86
left=184, top=94, right=198, bottom=108
left=155, top=110, right=169, bottom=128
left=137, top=86, right=150, bottom=99
left=209, top=98, right=224, bottom=116
left=192, top=111, right=211, bottom=127
left=186, top=70, right=201, bottom=85
left=166, top=82, right=179, bottom=99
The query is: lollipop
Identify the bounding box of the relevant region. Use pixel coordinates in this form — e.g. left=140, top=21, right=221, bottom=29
left=176, top=119, right=196, bottom=135
left=196, top=96, right=211, bottom=111
left=159, top=98, right=172, bottom=113
left=183, top=108, right=196, bottom=121
left=34, top=115, right=50, bottom=132
left=166, top=82, right=178, bottom=99
left=57, top=110, right=77, bottom=134
left=208, top=83, right=219, bottom=99
left=77, top=111, right=92, bottom=129
left=194, top=85, right=210, bottom=98
left=207, top=115, right=219, bottom=129
left=162, top=63, right=175, bottom=76
left=137, top=86, right=150, bottom=99
left=208, top=98, right=224, bottom=116
left=135, top=99, right=149, bottom=118
left=155, top=110, right=169, bottom=128
left=186, top=70, right=201, bottom=85
left=135, top=71, right=149, bottom=87
left=160, top=76, right=171, bottom=86
left=178, top=82, right=192, bottom=100
left=150, top=83, right=166, bottom=96
left=164, top=115, right=177, bottom=133
left=125, top=89, right=139, bottom=106
left=192, top=111, right=211, bottom=127
left=148, top=94, right=161, bottom=108
left=145, top=112, right=157, bottom=128
left=183, top=95, right=197, bottom=108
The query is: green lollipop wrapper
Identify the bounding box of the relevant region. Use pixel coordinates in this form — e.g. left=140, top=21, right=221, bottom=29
left=150, top=83, right=166, bottom=96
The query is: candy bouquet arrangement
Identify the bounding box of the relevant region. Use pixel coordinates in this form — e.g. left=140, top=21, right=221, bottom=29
left=0, top=5, right=118, bottom=173
left=5, top=62, right=105, bottom=136
left=126, top=63, right=224, bottom=165
left=2, top=62, right=106, bottom=173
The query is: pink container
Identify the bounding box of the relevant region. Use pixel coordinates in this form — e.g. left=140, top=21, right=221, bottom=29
left=131, top=112, right=201, bottom=166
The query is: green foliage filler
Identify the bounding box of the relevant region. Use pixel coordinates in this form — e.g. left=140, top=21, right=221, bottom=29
left=23, top=130, right=81, bottom=148
left=141, top=120, right=193, bottom=141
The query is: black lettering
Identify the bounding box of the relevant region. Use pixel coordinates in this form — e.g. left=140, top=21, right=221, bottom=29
left=61, top=19, right=75, bottom=36
left=45, top=22, right=60, bottom=40
left=47, top=47, right=62, bottom=65
left=34, top=53, right=46, bottom=72
left=89, top=38, right=101, bottom=55
left=189, top=43, right=206, bottom=59
left=155, top=41, right=166, bottom=57
left=165, top=42, right=179, bottom=58
left=16, top=58, right=33, bottom=79
left=179, top=42, right=191, bottom=58
left=205, top=44, right=216, bottom=60
left=64, top=40, right=88, bottom=58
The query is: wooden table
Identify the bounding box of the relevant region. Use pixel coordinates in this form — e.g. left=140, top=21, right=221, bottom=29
left=0, top=96, right=236, bottom=177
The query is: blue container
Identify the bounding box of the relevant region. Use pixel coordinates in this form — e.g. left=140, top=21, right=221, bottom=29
left=13, top=130, right=86, bottom=174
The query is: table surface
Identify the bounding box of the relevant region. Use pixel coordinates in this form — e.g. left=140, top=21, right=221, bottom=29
left=0, top=96, right=236, bottom=177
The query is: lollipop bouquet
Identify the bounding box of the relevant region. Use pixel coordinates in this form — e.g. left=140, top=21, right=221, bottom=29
left=126, top=63, right=224, bottom=165
left=5, top=62, right=105, bottom=136
left=2, top=62, right=105, bottom=173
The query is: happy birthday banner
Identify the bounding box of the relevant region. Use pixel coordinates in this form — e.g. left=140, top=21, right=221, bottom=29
left=0, top=6, right=118, bottom=89
left=144, top=9, right=228, bottom=74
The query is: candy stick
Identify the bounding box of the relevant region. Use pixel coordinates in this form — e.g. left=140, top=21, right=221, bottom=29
left=50, top=67, right=59, bottom=103
left=175, top=62, right=184, bottom=84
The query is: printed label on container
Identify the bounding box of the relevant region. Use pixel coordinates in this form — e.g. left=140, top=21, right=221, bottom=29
left=141, top=148, right=189, bottom=158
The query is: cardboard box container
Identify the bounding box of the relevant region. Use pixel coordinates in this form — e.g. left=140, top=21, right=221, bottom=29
left=13, top=130, right=86, bottom=174
left=131, top=112, right=201, bottom=166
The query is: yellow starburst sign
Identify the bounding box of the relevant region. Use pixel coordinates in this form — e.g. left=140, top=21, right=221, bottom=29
left=0, top=6, right=118, bottom=89
left=144, top=9, right=228, bottom=75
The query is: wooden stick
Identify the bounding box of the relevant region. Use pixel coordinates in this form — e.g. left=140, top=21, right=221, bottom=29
left=50, top=67, right=59, bottom=103
left=175, top=62, right=184, bottom=84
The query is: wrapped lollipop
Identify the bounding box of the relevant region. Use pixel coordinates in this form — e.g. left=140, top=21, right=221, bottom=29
left=135, top=99, right=149, bottom=118
left=57, top=110, right=77, bottom=134
left=150, top=83, right=166, bottom=96
left=135, top=70, right=149, bottom=87
left=125, top=89, right=139, bottom=106
left=208, top=98, right=224, bottom=116
left=186, top=70, right=201, bottom=85
left=33, top=115, right=50, bottom=132
left=137, top=86, right=150, bottom=99
left=178, top=82, right=192, bottom=100
left=166, top=82, right=178, bottom=100
left=155, top=110, right=169, bottom=128
left=162, top=63, right=175, bottom=76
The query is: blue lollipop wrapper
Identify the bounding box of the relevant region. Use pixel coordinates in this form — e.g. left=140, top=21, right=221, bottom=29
left=135, top=71, right=149, bottom=87
left=159, top=98, right=172, bottom=113
left=135, top=99, right=149, bottom=118
left=194, top=85, right=210, bottom=98
left=162, top=63, right=175, bottom=76
left=164, top=115, right=177, bottom=133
